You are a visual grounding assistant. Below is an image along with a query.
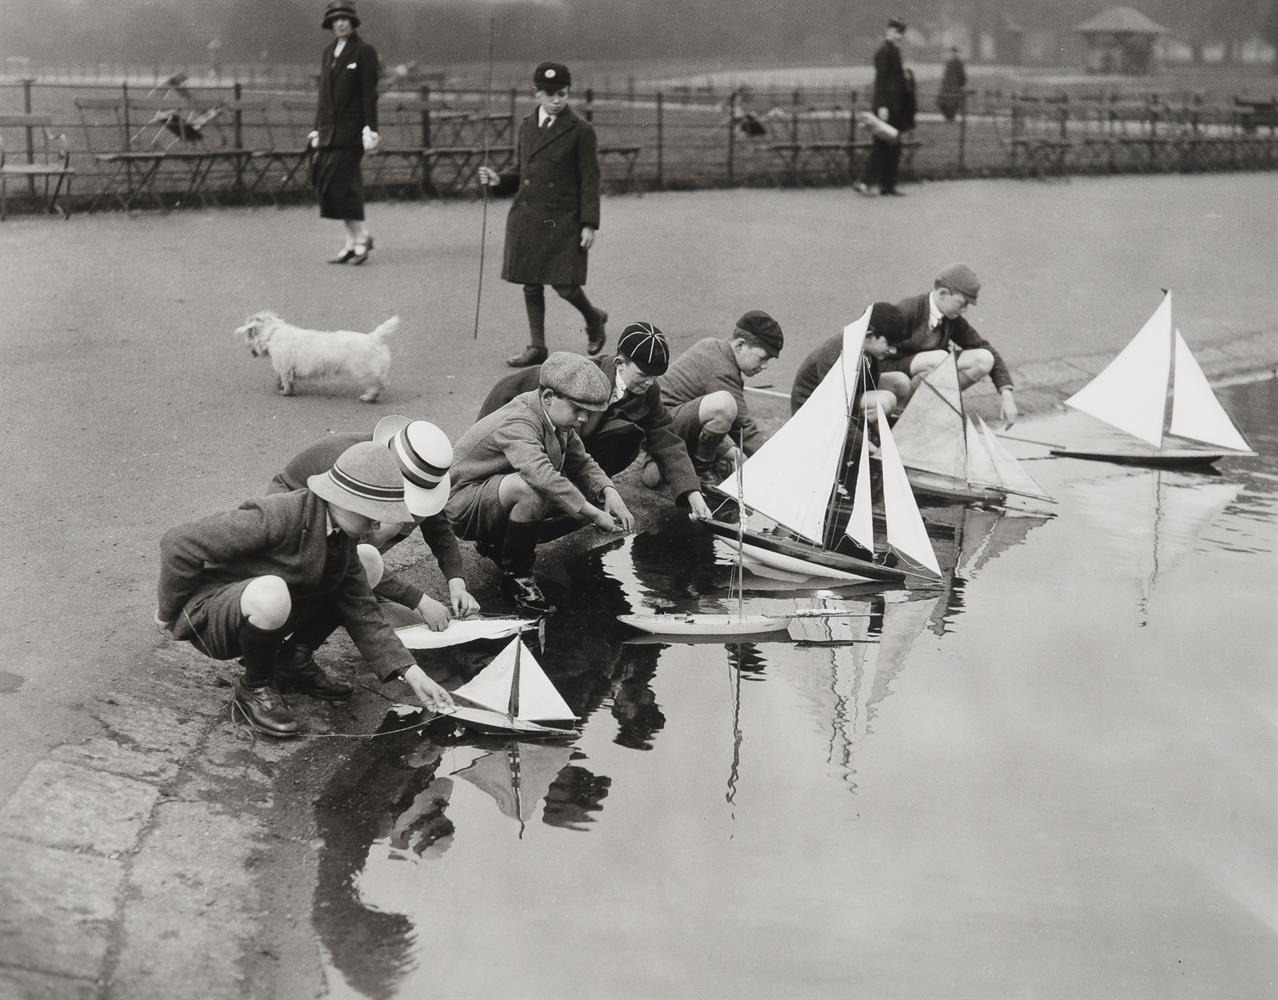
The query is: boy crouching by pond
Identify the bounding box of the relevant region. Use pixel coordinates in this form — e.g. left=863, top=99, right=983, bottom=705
left=445, top=351, right=634, bottom=615
left=156, top=441, right=454, bottom=738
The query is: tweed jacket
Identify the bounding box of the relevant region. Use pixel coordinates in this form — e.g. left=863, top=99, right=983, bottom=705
left=158, top=489, right=415, bottom=680
left=314, top=33, right=380, bottom=147
left=494, top=105, right=600, bottom=286
left=446, top=390, right=612, bottom=520
left=892, top=292, right=1013, bottom=392
left=477, top=357, right=702, bottom=501
left=659, top=337, right=767, bottom=454
left=267, top=432, right=465, bottom=610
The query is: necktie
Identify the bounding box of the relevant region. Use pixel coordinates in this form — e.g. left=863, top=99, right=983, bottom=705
left=542, top=115, right=555, bottom=131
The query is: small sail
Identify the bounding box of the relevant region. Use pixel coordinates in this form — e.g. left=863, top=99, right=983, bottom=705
left=893, top=355, right=968, bottom=483
left=874, top=399, right=941, bottom=576
left=1168, top=330, right=1252, bottom=452
left=964, top=417, right=1003, bottom=489
left=974, top=416, right=1054, bottom=501
left=721, top=310, right=869, bottom=542
left=452, top=638, right=575, bottom=722
left=845, top=408, right=875, bottom=551
left=1064, top=291, right=1173, bottom=448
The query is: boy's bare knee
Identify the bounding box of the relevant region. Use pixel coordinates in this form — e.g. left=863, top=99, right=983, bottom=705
left=356, top=544, right=384, bottom=589
left=957, top=348, right=994, bottom=377
left=240, top=575, right=291, bottom=630
left=700, top=391, right=737, bottom=432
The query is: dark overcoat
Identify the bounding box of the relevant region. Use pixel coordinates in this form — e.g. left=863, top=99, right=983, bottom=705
left=884, top=292, right=1014, bottom=392
left=314, top=32, right=380, bottom=146
left=871, top=39, right=908, bottom=127
left=495, top=105, right=601, bottom=286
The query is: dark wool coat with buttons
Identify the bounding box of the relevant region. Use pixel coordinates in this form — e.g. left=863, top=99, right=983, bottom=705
left=494, top=105, right=601, bottom=287
left=314, top=32, right=380, bottom=146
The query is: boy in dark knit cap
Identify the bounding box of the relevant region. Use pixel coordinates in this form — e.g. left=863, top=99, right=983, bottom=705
left=446, top=352, right=634, bottom=614
left=657, top=310, right=784, bottom=485
left=790, top=302, right=910, bottom=417
left=881, top=263, right=1018, bottom=428
left=476, top=322, right=712, bottom=520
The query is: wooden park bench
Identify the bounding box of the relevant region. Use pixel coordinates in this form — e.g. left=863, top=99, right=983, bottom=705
left=767, top=138, right=920, bottom=186
left=0, top=114, right=74, bottom=220
left=1234, top=97, right=1278, bottom=134
left=599, top=144, right=641, bottom=193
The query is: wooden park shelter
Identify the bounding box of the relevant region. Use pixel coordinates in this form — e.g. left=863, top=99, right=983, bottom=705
left=1074, top=6, right=1169, bottom=75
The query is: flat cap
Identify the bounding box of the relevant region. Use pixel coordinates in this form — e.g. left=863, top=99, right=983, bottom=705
left=733, top=310, right=784, bottom=356
left=539, top=351, right=611, bottom=410
left=617, top=322, right=670, bottom=375
left=935, top=262, right=981, bottom=303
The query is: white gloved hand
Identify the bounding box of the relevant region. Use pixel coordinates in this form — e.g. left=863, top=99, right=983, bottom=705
left=362, top=126, right=380, bottom=152
left=307, top=129, right=319, bottom=148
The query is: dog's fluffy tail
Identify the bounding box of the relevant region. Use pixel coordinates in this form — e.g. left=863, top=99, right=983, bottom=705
left=369, top=316, right=401, bottom=342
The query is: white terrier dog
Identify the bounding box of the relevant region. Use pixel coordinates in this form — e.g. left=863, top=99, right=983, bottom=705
left=237, top=311, right=399, bottom=403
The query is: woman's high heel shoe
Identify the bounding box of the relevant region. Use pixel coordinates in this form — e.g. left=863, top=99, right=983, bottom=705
left=328, top=247, right=356, bottom=264
left=350, top=235, right=374, bottom=266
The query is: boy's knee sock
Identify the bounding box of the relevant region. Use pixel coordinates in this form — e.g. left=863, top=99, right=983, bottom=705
left=523, top=285, right=547, bottom=348
left=499, top=519, right=542, bottom=578
left=555, top=285, right=598, bottom=322
left=694, top=428, right=727, bottom=469
left=238, top=619, right=288, bottom=688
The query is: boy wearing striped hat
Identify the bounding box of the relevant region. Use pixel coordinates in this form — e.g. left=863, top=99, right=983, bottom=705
left=476, top=322, right=713, bottom=520
left=266, top=416, right=481, bottom=674
left=157, top=442, right=455, bottom=738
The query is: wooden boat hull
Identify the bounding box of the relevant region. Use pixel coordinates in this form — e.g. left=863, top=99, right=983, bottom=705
left=1048, top=446, right=1249, bottom=469
left=443, top=705, right=576, bottom=739
left=618, top=613, right=791, bottom=636
left=702, top=518, right=907, bottom=584
left=904, top=468, right=1007, bottom=505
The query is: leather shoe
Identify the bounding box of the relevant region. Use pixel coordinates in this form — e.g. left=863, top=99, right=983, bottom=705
left=853, top=182, right=875, bottom=197
left=275, top=643, right=354, bottom=701
left=506, top=345, right=549, bottom=368
left=350, top=236, right=375, bottom=266
left=586, top=309, right=608, bottom=356
left=499, top=573, right=556, bottom=615
left=328, top=247, right=356, bottom=264
left=232, top=679, right=301, bottom=737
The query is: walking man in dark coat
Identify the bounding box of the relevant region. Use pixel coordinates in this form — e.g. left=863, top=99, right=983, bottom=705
left=478, top=62, right=608, bottom=368
left=310, top=0, right=381, bottom=265
left=855, top=17, right=909, bottom=197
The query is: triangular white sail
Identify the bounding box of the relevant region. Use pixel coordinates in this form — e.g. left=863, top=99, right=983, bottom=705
left=1168, top=329, right=1252, bottom=452
left=974, top=416, right=1054, bottom=501
left=452, top=638, right=575, bottom=722
left=845, top=408, right=875, bottom=551
left=1065, top=291, right=1173, bottom=448
left=893, top=356, right=968, bottom=482
left=719, top=310, right=869, bottom=542
left=964, top=417, right=1003, bottom=489
left=874, top=399, right=941, bottom=576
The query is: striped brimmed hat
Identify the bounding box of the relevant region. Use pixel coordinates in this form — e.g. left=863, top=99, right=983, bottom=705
left=617, top=321, right=670, bottom=375
left=307, top=442, right=411, bottom=525
left=372, top=416, right=453, bottom=516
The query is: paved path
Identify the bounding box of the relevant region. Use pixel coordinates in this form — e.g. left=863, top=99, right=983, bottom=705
left=0, top=173, right=1275, bottom=998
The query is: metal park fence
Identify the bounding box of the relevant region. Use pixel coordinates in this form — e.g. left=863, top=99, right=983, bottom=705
left=1, top=75, right=1276, bottom=218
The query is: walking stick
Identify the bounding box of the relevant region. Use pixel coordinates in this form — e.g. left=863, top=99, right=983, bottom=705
left=472, top=17, right=496, bottom=342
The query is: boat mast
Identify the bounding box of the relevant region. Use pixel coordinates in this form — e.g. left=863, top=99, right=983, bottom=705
left=507, top=640, right=521, bottom=724
left=821, top=354, right=867, bottom=552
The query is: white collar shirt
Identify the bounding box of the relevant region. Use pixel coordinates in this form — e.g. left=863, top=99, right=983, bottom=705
left=538, top=108, right=558, bottom=129
left=609, top=369, right=629, bottom=406
left=928, top=291, right=946, bottom=331
left=333, top=39, right=346, bottom=59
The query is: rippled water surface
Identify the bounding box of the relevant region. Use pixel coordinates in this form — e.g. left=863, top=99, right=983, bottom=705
left=316, top=379, right=1277, bottom=1000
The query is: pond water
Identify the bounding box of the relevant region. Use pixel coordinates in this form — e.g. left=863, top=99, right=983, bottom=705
left=313, top=378, right=1277, bottom=1000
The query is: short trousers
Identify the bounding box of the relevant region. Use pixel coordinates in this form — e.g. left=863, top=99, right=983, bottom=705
left=667, top=397, right=707, bottom=449
left=445, top=474, right=510, bottom=543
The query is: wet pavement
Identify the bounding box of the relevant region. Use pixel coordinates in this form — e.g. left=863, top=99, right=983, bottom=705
left=1, top=176, right=1276, bottom=998
left=302, top=379, right=1277, bottom=999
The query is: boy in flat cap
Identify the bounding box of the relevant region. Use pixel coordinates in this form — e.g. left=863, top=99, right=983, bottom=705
left=656, top=310, right=784, bottom=486
left=157, top=442, right=455, bottom=738
left=478, top=62, right=608, bottom=368
left=446, top=352, right=634, bottom=613
left=476, top=322, right=714, bottom=520
left=267, top=416, right=481, bottom=676
left=883, top=263, right=1018, bottom=428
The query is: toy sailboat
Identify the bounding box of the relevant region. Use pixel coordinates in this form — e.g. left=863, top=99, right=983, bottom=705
left=1050, top=291, right=1255, bottom=468
left=443, top=638, right=576, bottom=738
left=619, top=449, right=795, bottom=636
left=701, top=306, right=942, bottom=584
left=892, top=354, right=1053, bottom=505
